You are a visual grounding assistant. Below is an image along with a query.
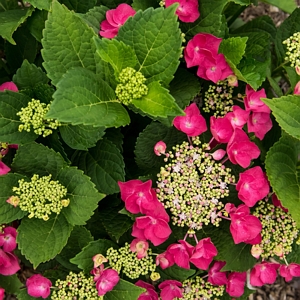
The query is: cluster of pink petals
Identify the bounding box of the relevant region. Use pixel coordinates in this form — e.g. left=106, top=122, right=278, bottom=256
left=135, top=280, right=159, bottom=300
left=165, top=0, right=199, bottom=23
left=226, top=271, right=247, bottom=297
left=26, top=274, right=52, bottom=299
left=236, top=166, right=270, bottom=207
left=0, top=288, right=4, bottom=300
left=130, top=238, right=149, bottom=259
left=0, top=81, right=18, bottom=92
left=250, top=262, right=279, bottom=286
left=294, top=81, right=300, bottom=95
left=184, top=33, right=233, bottom=83
left=173, top=103, right=207, bottom=137
left=208, top=261, right=227, bottom=285
left=99, top=4, right=135, bottom=39
left=154, top=141, right=167, bottom=156
left=279, top=263, right=300, bottom=282
left=158, top=280, right=183, bottom=300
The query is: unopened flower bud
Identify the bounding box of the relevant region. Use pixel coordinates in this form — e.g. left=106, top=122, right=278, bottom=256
left=154, top=141, right=167, bottom=156
left=93, top=254, right=108, bottom=268
left=251, top=244, right=263, bottom=259
left=211, top=149, right=226, bottom=160
left=150, top=272, right=161, bottom=281
left=227, top=75, right=238, bottom=87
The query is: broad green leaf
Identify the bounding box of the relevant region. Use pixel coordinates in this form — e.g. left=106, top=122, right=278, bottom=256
left=94, top=37, right=138, bottom=78
left=132, top=0, right=159, bottom=10
left=267, top=75, right=283, bottom=97
left=58, top=166, right=105, bottom=225
left=117, top=5, right=182, bottom=85
left=0, top=90, right=37, bottom=144
left=16, top=289, right=38, bottom=300
left=265, top=135, right=300, bottom=227
left=17, top=213, right=73, bottom=268
left=0, top=274, right=22, bottom=294
left=286, top=242, right=300, bottom=264
left=132, top=81, right=184, bottom=118
left=60, top=124, right=105, bottom=150
left=72, top=138, right=125, bottom=194
left=0, top=8, right=33, bottom=44
left=12, top=142, right=68, bottom=178
left=262, top=95, right=300, bottom=140
left=27, top=9, right=48, bottom=42
left=13, top=59, right=49, bottom=89
left=46, top=68, right=130, bottom=128
left=0, top=0, right=20, bottom=11
left=105, top=127, right=124, bottom=153
left=261, top=0, right=296, bottom=14
left=60, top=0, right=97, bottom=13
left=27, top=0, right=51, bottom=10
left=104, top=279, right=145, bottom=300
left=159, top=265, right=196, bottom=281
left=284, top=66, right=300, bottom=93
left=42, top=0, right=101, bottom=85
left=70, top=239, right=117, bottom=272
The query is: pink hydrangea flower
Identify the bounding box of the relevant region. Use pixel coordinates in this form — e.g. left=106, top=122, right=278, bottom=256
left=99, top=4, right=136, bottom=39
left=95, top=268, right=120, bottom=296
left=0, top=250, right=20, bottom=276
left=229, top=204, right=262, bottom=245
left=156, top=251, right=175, bottom=269
left=0, top=227, right=17, bottom=252
left=166, top=240, right=194, bottom=269
left=225, top=106, right=249, bottom=129
left=247, top=112, right=272, bottom=140
left=0, top=288, right=4, bottom=300
left=279, top=263, right=300, bottom=282
left=226, top=271, right=247, bottom=297
left=210, top=115, right=234, bottom=143
left=250, top=262, right=279, bottom=286
left=244, top=85, right=270, bottom=113
left=0, top=161, right=10, bottom=176
left=190, top=237, right=218, bottom=270
left=26, top=274, right=52, bottom=299
left=208, top=261, right=228, bottom=285
left=158, top=280, right=183, bottom=300
left=135, top=280, right=159, bottom=300
left=165, top=0, right=199, bottom=23
left=227, top=128, right=260, bottom=168
left=173, top=103, right=207, bottom=137
left=154, top=141, right=167, bottom=156
left=0, top=82, right=18, bottom=92
left=236, top=166, right=270, bottom=207
left=130, top=238, right=149, bottom=259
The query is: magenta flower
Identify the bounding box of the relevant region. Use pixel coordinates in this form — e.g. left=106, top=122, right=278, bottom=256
left=0, top=226, right=17, bottom=252
left=0, top=288, right=4, bottom=300
left=166, top=240, right=194, bottom=269
left=225, top=106, right=249, bottom=129
left=247, top=111, right=272, bottom=140
left=99, top=4, right=136, bottom=39
left=226, top=271, right=246, bottom=297
left=190, top=237, right=218, bottom=270
left=208, top=261, right=228, bottom=285
left=236, top=166, right=270, bottom=207
left=165, top=0, right=199, bottom=23
left=250, top=262, right=279, bottom=286
left=135, top=280, right=159, bottom=300
left=0, top=82, right=18, bottom=92
left=158, top=280, right=183, bottom=300
left=156, top=251, right=174, bottom=269
left=154, top=141, right=167, bottom=156
left=211, top=149, right=226, bottom=160
left=210, top=115, right=233, bottom=143
left=130, top=238, right=149, bottom=259
left=95, top=268, right=120, bottom=296
left=244, top=85, right=270, bottom=113
left=0, top=250, right=20, bottom=276
left=26, top=274, right=52, bottom=299
left=145, top=190, right=170, bottom=221
left=0, top=161, right=10, bottom=176
left=227, top=128, right=260, bottom=168
left=272, top=194, right=288, bottom=212
left=294, top=81, right=300, bottom=94
left=279, top=263, right=300, bottom=282
left=229, top=204, right=262, bottom=245
left=173, top=103, right=207, bottom=137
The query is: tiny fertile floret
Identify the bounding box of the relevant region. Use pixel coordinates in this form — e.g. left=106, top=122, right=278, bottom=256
left=283, top=32, right=300, bottom=69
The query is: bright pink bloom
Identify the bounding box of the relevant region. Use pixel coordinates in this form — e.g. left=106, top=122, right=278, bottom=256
left=132, top=216, right=171, bottom=246
left=229, top=204, right=262, bottom=245
left=250, top=262, right=279, bottom=286
left=225, top=106, right=249, bottom=129
left=0, top=82, right=18, bottom=92
left=0, top=288, right=4, bottom=300
left=279, top=263, right=300, bottom=282
left=236, top=166, right=269, bottom=207
left=173, top=103, right=207, bottom=137
left=154, top=141, right=167, bottom=156
left=158, top=280, right=183, bottom=300
left=226, top=272, right=246, bottom=297
left=190, top=237, right=217, bottom=270
left=244, top=85, right=270, bottom=113
left=227, top=128, right=260, bottom=168
left=0, top=250, right=20, bottom=275
left=26, top=274, right=52, bottom=299
left=95, top=268, right=120, bottom=296
left=130, top=239, right=149, bottom=259
left=99, top=4, right=135, bottom=38
left=156, top=252, right=174, bottom=269
left=272, top=194, right=288, bottom=212
left=247, top=112, right=272, bottom=140
left=166, top=240, right=194, bottom=269
left=210, top=115, right=233, bottom=143
left=211, top=149, right=226, bottom=161
left=0, top=161, right=10, bottom=176
left=0, top=227, right=17, bottom=252
left=135, top=280, right=159, bottom=300
left=225, top=203, right=236, bottom=214
left=145, top=190, right=170, bottom=221
left=165, top=0, right=199, bottom=23
left=208, top=261, right=228, bottom=285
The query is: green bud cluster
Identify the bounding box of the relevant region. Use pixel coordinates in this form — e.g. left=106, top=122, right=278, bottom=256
left=17, top=99, right=60, bottom=137
left=51, top=271, right=102, bottom=300
left=283, top=32, right=300, bottom=68
left=253, top=200, right=299, bottom=259
left=202, top=81, right=234, bottom=117
left=156, top=137, right=235, bottom=232
left=106, top=243, right=156, bottom=279
left=180, top=276, right=225, bottom=299
left=12, top=174, right=69, bottom=221
left=115, top=67, right=148, bottom=105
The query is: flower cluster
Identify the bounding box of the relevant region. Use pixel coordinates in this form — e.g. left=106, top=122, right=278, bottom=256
left=283, top=32, right=300, bottom=75
left=115, top=67, right=148, bottom=105
left=164, top=0, right=200, bottom=23
left=17, top=99, right=61, bottom=137
left=11, top=174, right=69, bottom=221
left=27, top=274, right=52, bottom=299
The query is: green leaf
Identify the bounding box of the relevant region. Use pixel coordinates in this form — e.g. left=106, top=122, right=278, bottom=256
left=46, top=67, right=130, bottom=128
left=132, top=0, right=159, bottom=10
left=262, top=95, right=300, bottom=140
left=284, top=66, right=300, bottom=93
left=117, top=5, right=182, bottom=85
left=72, top=138, right=125, bottom=194
left=94, top=37, right=138, bottom=78
left=13, top=59, right=49, bottom=89
left=0, top=0, right=20, bottom=11
left=15, top=289, right=39, bottom=300
left=17, top=213, right=73, bottom=268
left=42, top=0, right=101, bottom=85
left=60, top=0, right=97, bottom=13
left=27, top=0, right=51, bottom=10
left=0, top=90, right=37, bottom=144
left=104, top=279, right=145, bottom=300
left=132, top=81, right=184, bottom=118
left=261, top=0, right=296, bottom=14
left=70, top=239, right=117, bottom=272
left=58, top=166, right=105, bottom=226
left=0, top=274, right=22, bottom=294
left=27, top=9, right=48, bottom=42
left=96, top=0, right=130, bottom=8
left=60, top=124, right=105, bottom=150
left=0, top=173, right=27, bottom=224
left=159, top=265, right=196, bottom=281
left=265, top=135, right=300, bottom=227
left=105, top=127, right=124, bottom=153
left=0, top=8, right=33, bottom=45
